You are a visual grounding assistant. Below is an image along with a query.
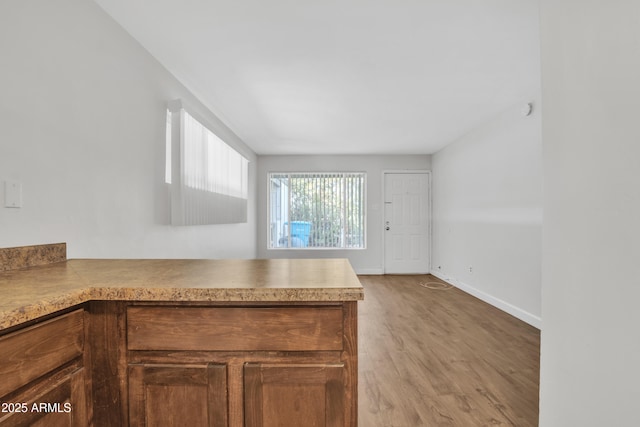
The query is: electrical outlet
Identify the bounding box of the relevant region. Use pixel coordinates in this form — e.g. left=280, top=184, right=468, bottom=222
left=469, top=266, right=473, bottom=273
left=4, top=181, right=22, bottom=208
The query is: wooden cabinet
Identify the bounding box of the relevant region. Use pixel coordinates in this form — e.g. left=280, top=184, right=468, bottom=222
left=1, top=258, right=362, bottom=426
left=121, top=302, right=358, bottom=427
left=128, top=363, right=227, bottom=427
left=1, top=302, right=357, bottom=426
left=244, top=363, right=345, bottom=427
left=0, top=310, right=90, bottom=427
left=0, top=367, right=87, bottom=427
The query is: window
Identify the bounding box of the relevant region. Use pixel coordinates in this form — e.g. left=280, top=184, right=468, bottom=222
left=167, top=101, right=249, bottom=225
left=268, top=173, right=366, bottom=249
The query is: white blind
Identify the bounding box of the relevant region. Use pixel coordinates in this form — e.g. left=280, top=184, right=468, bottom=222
left=268, top=172, right=366, bottom=249
left=182, top=111, right=248, bottom=199
left=167, top=102, right=249, bottom=225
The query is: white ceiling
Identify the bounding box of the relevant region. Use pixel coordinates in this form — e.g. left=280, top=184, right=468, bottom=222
left=93, top=0, right=541, bottom=155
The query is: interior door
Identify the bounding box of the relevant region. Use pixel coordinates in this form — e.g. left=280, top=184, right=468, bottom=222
left=384, top=172, right=430, bottom=274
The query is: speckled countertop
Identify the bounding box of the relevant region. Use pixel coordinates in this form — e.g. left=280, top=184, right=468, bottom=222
left=0, top=258, right=364, bottom=331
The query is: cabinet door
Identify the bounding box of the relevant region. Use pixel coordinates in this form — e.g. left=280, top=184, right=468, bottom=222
left=244, top=364, right=345, bottom=427
left=0, top=367, right=86, bottom=427
left=0, top=310, right=84, bottom=400
left=128, top=364, right=227, bottom=427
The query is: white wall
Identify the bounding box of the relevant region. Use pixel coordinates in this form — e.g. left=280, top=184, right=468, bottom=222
left=257, top=155, right=431, bottom=273
left=0, top=0, right=257, bottom=259
left=431, top=100, right=542, bottom=327
left=539, top=1, right=640, bottom=425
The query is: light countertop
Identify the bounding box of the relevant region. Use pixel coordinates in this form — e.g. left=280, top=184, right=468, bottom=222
left=0, top=258, right=363, bottom=331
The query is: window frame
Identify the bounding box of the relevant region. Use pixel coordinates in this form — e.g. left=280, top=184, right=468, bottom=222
left=267, top=171, right=367, bottom=250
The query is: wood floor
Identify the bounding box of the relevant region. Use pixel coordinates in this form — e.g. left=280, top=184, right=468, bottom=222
left=357, top=275, right=540, bottom=426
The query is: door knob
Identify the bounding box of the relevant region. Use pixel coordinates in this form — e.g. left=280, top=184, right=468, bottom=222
left=385, top=226, right=390, bottom=231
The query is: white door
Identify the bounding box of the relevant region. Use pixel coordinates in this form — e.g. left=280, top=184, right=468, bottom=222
left=384, top=172, right=430, bottom=274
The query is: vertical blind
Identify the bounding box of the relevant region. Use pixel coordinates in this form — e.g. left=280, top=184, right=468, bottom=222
left=182, top=111, right=248, bottom=199
left=269, top=172, right=366, bottom=249
left=167, top=103, right=249, bottom=225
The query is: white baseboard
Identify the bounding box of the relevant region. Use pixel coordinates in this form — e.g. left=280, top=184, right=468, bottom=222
left=430, top=271, right=542, bottom=329
left=355, top=268, right=384, bottom=275
left=355, top=268, right=431, bottom=275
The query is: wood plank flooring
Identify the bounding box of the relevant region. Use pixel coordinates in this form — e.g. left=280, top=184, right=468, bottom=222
left=358, top=275, right=540, bottom=426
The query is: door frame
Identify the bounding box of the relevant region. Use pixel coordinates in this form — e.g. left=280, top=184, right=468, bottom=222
left=381, top=170, right=432, bottom=274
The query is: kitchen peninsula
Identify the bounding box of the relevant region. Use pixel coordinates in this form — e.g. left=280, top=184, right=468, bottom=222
left=0, top=244, right=363, bottom=427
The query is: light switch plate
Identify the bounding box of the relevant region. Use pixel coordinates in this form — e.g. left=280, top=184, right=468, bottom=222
left=4, top=180, right=23, bottom=208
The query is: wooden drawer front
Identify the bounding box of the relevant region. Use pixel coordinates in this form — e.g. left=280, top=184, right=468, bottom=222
left=127, top=306, right=343, bottom=351
left=0, top=366, right=86, bottom=427
left=0, top=310, right=84, bottom=398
